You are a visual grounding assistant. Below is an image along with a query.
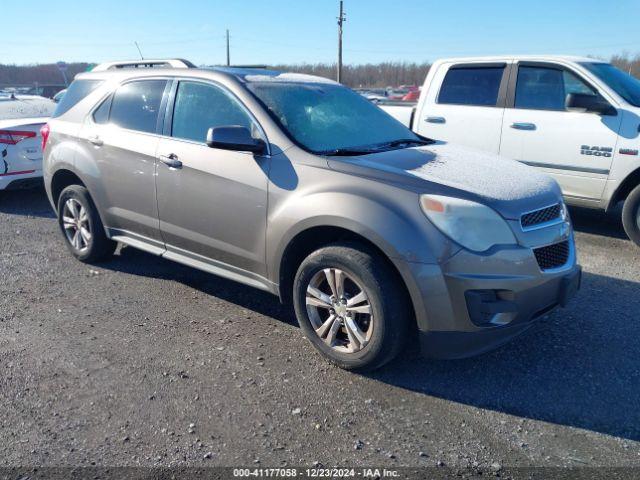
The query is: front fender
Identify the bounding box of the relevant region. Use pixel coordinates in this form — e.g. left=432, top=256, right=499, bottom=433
left=269, top=191, right=453, bottom=273
left=267, top=191, right=454, bottom=334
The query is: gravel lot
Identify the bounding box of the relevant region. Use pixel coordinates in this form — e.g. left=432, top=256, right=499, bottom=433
left=0, top=187, right=639, bottom=473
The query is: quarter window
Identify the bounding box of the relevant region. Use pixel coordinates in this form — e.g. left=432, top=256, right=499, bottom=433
left=171, top=81, right=255, bottom=143
left=438, top=67, right=504, bottom=106
left=109, top=80, right=167, bottom=134
left=515, top=66, right=596, bottom=111
left=92, top=96, right=111, bottom=124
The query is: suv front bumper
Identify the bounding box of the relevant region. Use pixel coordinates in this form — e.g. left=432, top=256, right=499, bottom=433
left=405, top=240, right=581, bottom=359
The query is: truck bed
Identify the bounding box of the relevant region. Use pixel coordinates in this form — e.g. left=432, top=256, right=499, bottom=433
left=379, top=102, right=416, bottom=128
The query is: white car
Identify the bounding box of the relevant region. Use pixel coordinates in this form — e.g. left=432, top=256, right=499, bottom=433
left=380, top=55, right=640, bottom=246
left=0, top=94, right=55, bottom=191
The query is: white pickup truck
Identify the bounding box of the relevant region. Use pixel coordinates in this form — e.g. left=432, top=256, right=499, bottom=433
left=381, top=55, right=640, bottom=246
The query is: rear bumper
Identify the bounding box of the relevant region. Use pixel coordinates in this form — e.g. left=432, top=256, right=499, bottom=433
left=405, top=239, right=581, bottom=359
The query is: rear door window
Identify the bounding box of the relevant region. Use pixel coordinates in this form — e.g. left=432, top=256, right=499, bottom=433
left=514, top=66, right=596, bottom=111
left=438, top=66, right=505, bottom=106
left=109, top=80, right=168, bottom=134
left=52, top=79, right=103, bottom=118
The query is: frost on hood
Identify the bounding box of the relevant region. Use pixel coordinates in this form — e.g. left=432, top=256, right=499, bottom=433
left=244, top=73, right=338, bottom=85
left=407, top=143, right=558, bottom=201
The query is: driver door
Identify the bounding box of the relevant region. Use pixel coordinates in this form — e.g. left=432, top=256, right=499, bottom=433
left=155, top=80, right=270, bottom=278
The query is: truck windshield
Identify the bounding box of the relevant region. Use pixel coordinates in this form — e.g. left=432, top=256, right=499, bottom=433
left=580, top=62, right=640, bottom=107
left=246, top=82, right=425, bottom=155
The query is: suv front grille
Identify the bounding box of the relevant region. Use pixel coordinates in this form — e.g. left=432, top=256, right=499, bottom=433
left=533, top=241, right=570, bottom=270
left=521, top=204, right=561, bottom=230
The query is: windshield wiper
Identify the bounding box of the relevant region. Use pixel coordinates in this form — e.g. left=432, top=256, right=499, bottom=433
left=319, top=138, right=433, bottom=156
left=319, top=147, right=380, bottom=156
left=377, top=138, right=432, bottom=149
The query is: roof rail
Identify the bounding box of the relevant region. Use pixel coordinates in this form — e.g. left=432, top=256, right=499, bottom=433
left=91, top=59, right=195, bottom=72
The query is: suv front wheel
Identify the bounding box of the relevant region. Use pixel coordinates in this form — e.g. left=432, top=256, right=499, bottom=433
left=622, top=184, right=640, bottom=247
left=293, top=242, right=410, bottom=371
left=57, top=185, right=116, bottom=262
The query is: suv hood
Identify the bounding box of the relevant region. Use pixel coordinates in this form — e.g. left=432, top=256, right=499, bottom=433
left=327, top=141, right=562, bottom=220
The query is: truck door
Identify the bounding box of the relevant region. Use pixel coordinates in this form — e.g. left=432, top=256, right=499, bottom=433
left=415, top=62, right=508, bottom=154
left=499, top=62, right=621, bottom=203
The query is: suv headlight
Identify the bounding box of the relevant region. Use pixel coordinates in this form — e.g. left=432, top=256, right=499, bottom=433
left=420, top=194, right=516, bottom=252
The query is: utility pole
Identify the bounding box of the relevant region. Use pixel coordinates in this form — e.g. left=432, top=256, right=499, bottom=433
left=337, top=1, right=346, bottom=83
left=226, top=29, right=231, bottom=66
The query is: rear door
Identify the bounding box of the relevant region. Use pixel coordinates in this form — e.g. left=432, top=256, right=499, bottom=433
left=79, top=78, right=170, bottom=247
left=499, top=62, right=621, bottom=202
left=415, top=62, right=509, bottom=153
left=155, top=79, right=270, bottom=278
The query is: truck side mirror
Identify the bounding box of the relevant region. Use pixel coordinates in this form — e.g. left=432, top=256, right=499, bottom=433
left=565, top=93, right=616, bottom=116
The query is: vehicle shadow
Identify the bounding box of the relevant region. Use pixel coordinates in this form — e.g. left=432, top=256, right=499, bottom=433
left=371, top=270, right=640, bottom=442
left=101, top=246, right=640, bottom=442
left=103, top=246, right=297, bottom=327
left=0, top=185, right=55, bottom=219
left=569, top=204, right=628, bottom=240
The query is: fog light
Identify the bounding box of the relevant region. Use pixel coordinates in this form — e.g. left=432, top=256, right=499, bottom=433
left=465, top=290, right=518, bottom=327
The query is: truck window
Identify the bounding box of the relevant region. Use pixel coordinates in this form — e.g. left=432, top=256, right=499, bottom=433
left=109, top=80, right=167, bottom=134
left=171, top=81, right=254, bottom=143
left=515, top=66, right=595, bottom=111
left=437, top=67, right=504, bottom=107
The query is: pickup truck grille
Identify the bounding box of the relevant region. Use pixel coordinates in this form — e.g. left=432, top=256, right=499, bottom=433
left=533, top=240, right=570, bottom=270
left=521, top=204, right=561, bottom=230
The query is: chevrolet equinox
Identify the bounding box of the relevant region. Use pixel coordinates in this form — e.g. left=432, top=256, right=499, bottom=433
left=42, top=59, right=581, bottom=371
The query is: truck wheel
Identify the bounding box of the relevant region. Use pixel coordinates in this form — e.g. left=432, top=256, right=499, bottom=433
left=57, top=185, right=116, bottom=262
left=622, top=184, right=640, bottom=247
left=293, top=242, right=410, bottom=371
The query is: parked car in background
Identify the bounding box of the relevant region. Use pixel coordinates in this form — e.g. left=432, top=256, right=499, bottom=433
left=402, top=89, right=420, bottom=102
left=386, top=87, right=411, bottom=100
left=355, top=88, right=388, bottom=103
left=26, top=84, right=66, bottom=99
left=42, top=59, right=580, bottom=371
left=0, top=94, right=55, bottom=191
left=381, top=56, right=640, bottom=247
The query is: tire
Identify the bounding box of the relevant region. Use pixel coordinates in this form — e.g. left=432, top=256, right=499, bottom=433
left=293, top=242, right=410, bottom=371
left=57, top=185, right=116, bottom=263
left=622, top=184, right=640, bottom=247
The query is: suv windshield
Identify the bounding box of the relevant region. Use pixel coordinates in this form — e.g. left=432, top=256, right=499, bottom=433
left=246, top=81, right=426, bottom=155
left=580, top=62, right=640, bottom=107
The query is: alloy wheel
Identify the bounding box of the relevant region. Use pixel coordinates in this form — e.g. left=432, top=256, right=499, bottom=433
left=62, top=198, right=92, bottom=252
left=305, top=268, right=374, bottom=353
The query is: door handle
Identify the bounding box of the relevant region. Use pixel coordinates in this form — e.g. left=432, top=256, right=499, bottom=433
left=158, top=153, right=182, bottom=169
left=510, top=122, right=536, bottom=131
left=88, top=135, right=103, bottom=146
left=425, top=116, right=446, bottom=124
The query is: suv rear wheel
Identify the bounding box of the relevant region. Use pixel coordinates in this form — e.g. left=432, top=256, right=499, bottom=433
left=293, top=242, right=410, bottom=371
left=57, top=185, right=116, bottom=262
left=622, top=184, right=640, bottom=247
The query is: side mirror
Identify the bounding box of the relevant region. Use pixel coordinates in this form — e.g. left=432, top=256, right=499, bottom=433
left=565, top=93, right=616, bottom=115
left=206, top=126, right=266, bottom=154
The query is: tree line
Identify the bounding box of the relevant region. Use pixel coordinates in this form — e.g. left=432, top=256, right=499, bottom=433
left=1, top=53, right=638, bottom=88
left=0, top=63, right=91, bottom=87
